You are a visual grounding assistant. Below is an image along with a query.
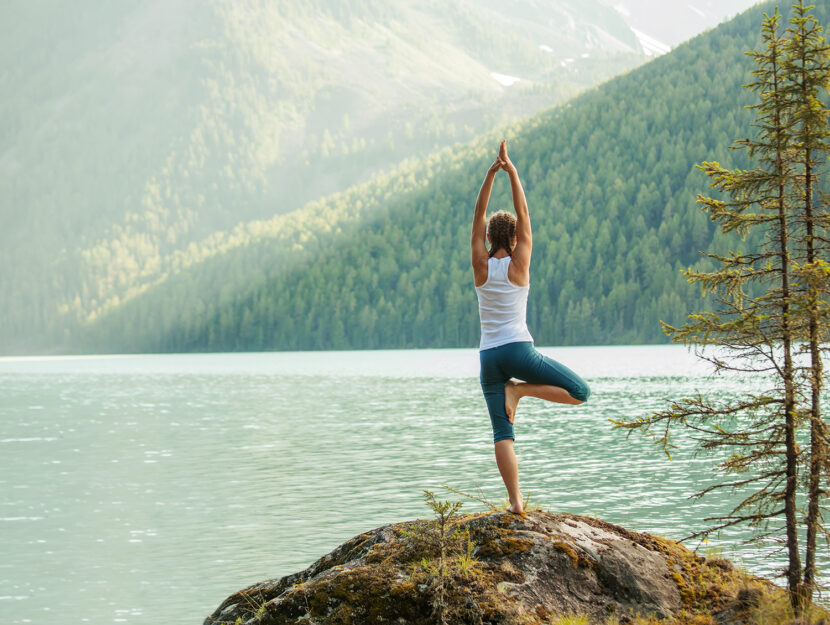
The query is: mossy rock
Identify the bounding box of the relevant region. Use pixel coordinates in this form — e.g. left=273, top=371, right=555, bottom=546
left=203, top=510, right=795, bottom=625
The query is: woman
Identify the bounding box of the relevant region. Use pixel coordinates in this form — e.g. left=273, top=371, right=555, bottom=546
left=471, top=140, right=591, bottom=514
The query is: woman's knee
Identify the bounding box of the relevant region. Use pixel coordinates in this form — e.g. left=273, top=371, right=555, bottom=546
left=571, top=380, right=591, bottom=403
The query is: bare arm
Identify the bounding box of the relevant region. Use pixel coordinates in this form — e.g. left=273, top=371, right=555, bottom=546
left=506, top=164, right=531, bottom=249
left=472, top=155, right=503, bottom=285
left=499, top=142, right=531, bottom=284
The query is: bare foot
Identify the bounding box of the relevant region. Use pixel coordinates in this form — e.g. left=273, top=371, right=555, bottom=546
left=504, top=380, right=521, bottom=424
left=507, top=501, right=525, bottom=515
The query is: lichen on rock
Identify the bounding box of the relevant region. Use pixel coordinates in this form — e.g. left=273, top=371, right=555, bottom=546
left=203, top=510, right=789, bottom=625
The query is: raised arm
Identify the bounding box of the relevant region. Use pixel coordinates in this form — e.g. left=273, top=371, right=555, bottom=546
left=472, top=152, right=503, bottom=286
left=499, top=142, right=531, bottom=284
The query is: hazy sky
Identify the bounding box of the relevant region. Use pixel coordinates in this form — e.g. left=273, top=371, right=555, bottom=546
left=607, top=0, right=763, bottom=49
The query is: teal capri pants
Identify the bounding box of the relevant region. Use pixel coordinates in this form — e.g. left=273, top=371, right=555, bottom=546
left=479, top=341, right=591, bottom=443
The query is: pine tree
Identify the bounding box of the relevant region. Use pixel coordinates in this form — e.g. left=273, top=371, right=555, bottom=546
left=781, top=0, right=830, bottom=606
left=614, top=6, right=830, bottom=613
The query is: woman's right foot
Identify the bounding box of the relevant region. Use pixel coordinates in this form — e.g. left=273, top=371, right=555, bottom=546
left=505, top=380, right=521, bottom=424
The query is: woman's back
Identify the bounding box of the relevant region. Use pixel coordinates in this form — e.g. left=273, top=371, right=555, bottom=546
left=475, top=256, right=533, bottom=350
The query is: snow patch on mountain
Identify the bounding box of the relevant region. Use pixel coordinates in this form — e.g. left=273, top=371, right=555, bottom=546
left=631, top=28, right=671, bottom=57
left=490, top=72, right=521, bottom=87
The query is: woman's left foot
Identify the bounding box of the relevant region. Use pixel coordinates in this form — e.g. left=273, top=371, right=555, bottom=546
left=505, top=380, right=521, bottom=424
left=506, top=502, right=525, bottom=515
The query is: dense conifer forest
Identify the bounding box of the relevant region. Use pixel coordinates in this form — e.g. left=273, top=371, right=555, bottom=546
left=67, top=0, right=828, bottom=353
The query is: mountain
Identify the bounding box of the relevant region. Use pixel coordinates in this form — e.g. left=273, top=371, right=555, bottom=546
left=67, top=0, right=828, bottom=353
left=1, top=0, right=663, bottom=354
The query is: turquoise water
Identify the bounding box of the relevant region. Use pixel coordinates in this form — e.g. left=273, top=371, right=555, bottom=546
left=0, top=346, right=821, bottom=624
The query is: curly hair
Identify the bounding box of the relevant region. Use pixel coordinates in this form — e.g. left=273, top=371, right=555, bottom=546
left=487, top=210, right=517, bottom=258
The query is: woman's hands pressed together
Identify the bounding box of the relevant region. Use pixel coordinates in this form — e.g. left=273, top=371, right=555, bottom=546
left=489, top=140, right=513, bottom=175
left=499, top=140, right=515, bottom=172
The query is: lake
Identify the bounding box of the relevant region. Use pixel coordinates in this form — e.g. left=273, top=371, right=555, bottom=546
left=0, top=346, right=821, bottom=624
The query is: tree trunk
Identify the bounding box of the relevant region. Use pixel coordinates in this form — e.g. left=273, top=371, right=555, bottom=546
left=772, top=40, right=803, bottom=614
left=801, top=147, right=825, bottom=608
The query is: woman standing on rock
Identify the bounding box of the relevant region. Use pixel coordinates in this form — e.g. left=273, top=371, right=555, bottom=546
left=471, top=140, right=591, bottom=514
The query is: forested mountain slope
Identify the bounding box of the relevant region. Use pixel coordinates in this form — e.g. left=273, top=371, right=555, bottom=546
left=72, top=0, right=825, bottom=353
left=1, top=0, right=654, bottom=354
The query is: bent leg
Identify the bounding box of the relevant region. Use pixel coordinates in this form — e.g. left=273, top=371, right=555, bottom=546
left=505, top=380, right=583, bottom=420
left=503, top=343, right=591, bottom=419
left=494, top=439, right=524, bottom=513
left=514, top=344, right=591, bottom=401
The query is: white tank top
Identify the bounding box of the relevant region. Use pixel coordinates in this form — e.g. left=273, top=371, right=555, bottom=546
left=475, top=256, right=534, bottom=350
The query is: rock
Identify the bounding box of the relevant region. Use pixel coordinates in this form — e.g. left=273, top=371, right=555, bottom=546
left=203, top=510, right=781, bottom=625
